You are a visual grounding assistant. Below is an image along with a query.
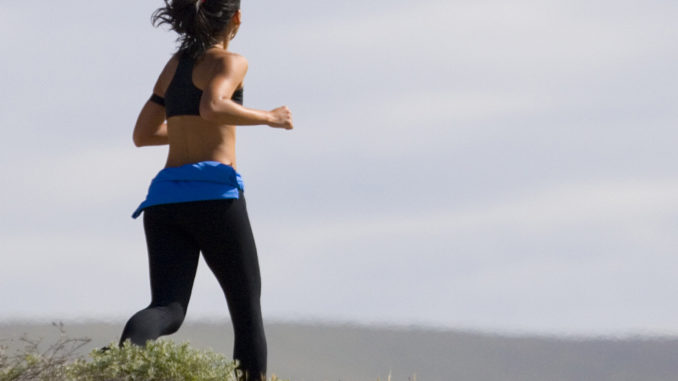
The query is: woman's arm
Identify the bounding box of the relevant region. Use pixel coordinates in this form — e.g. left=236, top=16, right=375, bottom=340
left=132, top=56, right=178, bottom=147
left=132, top=99, right=168, bottom=147
left=200, top=54, right=293, bottom=129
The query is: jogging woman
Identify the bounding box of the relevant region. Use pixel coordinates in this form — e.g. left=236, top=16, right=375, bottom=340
left=118, top=0, right=293, bottom=380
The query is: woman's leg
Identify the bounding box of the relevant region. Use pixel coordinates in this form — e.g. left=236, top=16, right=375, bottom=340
left=119, top=204, right=201, bottom=347
left=190, top=195, right=267, bottom=381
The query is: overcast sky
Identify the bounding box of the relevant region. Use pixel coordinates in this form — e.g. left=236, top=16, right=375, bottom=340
left=1, top=0, right=677, bottom=336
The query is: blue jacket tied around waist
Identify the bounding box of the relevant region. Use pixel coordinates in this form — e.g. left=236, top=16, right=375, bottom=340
left=132, top=161, right=244, bottom=219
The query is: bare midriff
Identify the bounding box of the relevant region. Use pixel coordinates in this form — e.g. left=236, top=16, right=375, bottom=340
left=164, top=115, right=237, bottom=170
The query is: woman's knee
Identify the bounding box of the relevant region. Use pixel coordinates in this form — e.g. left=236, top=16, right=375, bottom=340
left=165, top=301, right=187, bottom=333
left=146, top=301, right=187, bottom=334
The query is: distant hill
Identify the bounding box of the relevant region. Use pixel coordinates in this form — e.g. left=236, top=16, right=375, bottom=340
left=1, top=321, right=677, bottom=381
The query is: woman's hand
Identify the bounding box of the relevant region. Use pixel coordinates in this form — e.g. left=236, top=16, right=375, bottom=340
left=267, top=106, right=294, bottom=130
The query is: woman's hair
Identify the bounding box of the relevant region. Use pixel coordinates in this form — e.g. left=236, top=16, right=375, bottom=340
left=152, top=0, right=241, bottom=59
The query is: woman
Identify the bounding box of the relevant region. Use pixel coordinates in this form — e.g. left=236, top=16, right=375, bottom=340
left=118, top=0, right=293, bottom=380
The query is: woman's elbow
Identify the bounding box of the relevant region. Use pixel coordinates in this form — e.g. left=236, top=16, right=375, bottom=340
left=200, top=99, right=240, bottom=124
left=132, top=134, right=145, bottom=147
left=199, top=101, right=218, bottom=122
left=133, top=128, right=150, bottom=147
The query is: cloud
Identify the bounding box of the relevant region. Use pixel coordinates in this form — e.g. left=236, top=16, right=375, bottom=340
left=260, top=178, right=678, bottom=248
left=248, top=177, right=678, bottom=334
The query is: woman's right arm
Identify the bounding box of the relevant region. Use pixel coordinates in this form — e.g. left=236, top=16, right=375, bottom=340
left=199, top=54, right=293, bottom=129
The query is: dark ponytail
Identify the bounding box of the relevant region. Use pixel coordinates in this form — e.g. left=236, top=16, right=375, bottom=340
left=152, top=0, right=241, bottom=59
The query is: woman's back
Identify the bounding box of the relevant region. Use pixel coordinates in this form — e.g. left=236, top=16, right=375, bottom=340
left=156, top=50, right=244, bottom=169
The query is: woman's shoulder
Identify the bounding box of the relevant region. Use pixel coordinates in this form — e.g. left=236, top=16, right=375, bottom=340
left=204, top=50, right=248, bottom=68
left=198, top=50, right=248, bottom=81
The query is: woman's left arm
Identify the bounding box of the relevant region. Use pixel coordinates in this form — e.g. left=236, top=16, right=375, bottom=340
left=132, top=99, right=168, bottom=147
left=132, top=58, right=176, bottom=147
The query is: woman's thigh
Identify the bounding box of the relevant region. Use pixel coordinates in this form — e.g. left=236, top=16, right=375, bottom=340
left=143, top=204, right=201, bottom=307
left=189, top=196, right=262, bottom=311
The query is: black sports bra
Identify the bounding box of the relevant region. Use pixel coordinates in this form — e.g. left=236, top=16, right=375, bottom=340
left=149, top=54, right=243, bottom=117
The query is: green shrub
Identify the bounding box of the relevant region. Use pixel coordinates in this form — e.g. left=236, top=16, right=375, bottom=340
left=66, top=339, right=241, bottom=381
left=0, top=323, right=288, bottom=381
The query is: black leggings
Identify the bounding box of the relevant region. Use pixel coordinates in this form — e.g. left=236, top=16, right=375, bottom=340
left=119, top=190, right=266, bottom=380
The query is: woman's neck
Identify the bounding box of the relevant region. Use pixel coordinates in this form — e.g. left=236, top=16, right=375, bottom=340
left=213, top=36, right=231, bottom=51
